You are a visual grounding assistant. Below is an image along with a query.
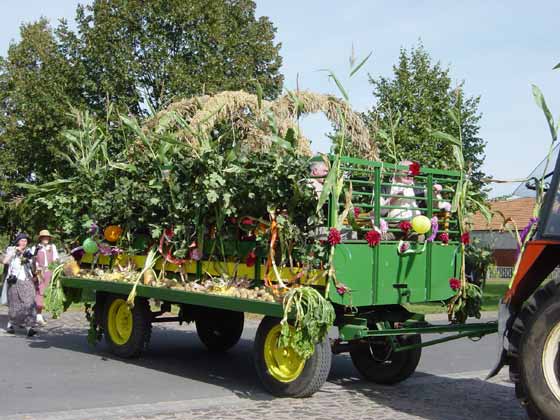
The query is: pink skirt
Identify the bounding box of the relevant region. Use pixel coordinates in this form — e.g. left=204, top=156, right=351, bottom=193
left=35, top=270, right=52, bottom=310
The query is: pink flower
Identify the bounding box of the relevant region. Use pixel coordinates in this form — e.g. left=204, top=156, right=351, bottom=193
left=399, top=241, right=410, bottom=253
left=353, top=207, right=361, bottom=218
left=399, top=220, right=412, bottom=234
left=408, top=162, right=421, bottom=176
left=245, top=250, right=257, bottom=267
left=189, top=247, right=202, bottom=261
left=379, top=219, right=389, bottom=234
left=439, top=232, right=450, bottom=244
left=328, top=228, right=342, bottom=246
left=241, top=217, right=254, bottom=226
left=461, top=232, right=470, bottom=245
left=336, top=284, right=350, bottom=296
left=449, top=278, right=461, bottom=291
left=441, top=202, right=452, bottom=212
left=365, top=230, right=381, bottom=247
left=433, top=184, right=443, bottom=193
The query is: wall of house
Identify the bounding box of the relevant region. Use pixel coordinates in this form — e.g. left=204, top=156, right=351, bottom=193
left=471, top=231, right=517, bottom=250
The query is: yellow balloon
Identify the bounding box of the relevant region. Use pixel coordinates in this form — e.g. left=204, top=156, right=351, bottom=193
left=411, top=215, right=431, bottom=235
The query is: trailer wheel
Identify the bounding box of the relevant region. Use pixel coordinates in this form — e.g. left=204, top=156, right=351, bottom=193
left=254, top=316, right=331, bottom=397
left=509, top=278, right=560, bottom=420
left=195, top=309, right=244, bottom=352
left=350, top=333, right=421, bottom=384
left=103, top=295, right=151, bottom=358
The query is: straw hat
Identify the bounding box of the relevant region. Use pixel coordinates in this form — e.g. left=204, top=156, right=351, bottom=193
left=38, top=230, right=52, bottom=239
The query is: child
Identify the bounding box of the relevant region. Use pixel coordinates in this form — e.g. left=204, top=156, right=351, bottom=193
left=34, top=230, right=59, bottom=326
left=381, top=160, right=420, bottom=220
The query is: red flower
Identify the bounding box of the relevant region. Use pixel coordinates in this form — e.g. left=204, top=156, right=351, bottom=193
left=408, top=162, right=421, bottom=176
left=365, top=230, right=381, bottom=247
left=241, top=217, right=254, bottom=226
left=461, top=232, right=470, bottom=245
left=353, top=207, right=361, bottom=218
left=449, top=278, right=461, bottom=291
left=246, top=250, right=257, bottom=267
left=327, top=228, right=342, bottom=246
left=439, top=232, right=450, bottom=244
left=399, top=220, right=412, bottom=234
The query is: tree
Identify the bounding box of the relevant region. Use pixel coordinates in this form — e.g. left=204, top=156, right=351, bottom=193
left=365, top=44, right=486, bottom=190
left=0, top=19, right=85, bottom=190
left=70, top=0, right=283, bottom=113
left=0, top=0, right=284, bottom=234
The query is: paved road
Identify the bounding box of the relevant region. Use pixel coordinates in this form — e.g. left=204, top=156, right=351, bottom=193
left=0, top=308, right=526, bottom=420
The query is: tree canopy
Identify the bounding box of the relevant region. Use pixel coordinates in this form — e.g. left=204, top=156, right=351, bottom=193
left=0, top=0, right=284, bottom=233
left=364, top=44, right=486, bottom=191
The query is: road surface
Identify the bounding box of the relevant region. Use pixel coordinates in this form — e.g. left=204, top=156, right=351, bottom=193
left=0, top=308, right=525, bottom=420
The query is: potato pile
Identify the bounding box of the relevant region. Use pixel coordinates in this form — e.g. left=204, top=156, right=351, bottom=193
left=67, top=263, right=278, bottom=303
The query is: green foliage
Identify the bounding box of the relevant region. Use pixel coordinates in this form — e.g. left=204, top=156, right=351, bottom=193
left=365, top=43, right=487, bottom=192
left=22, top=107, right=323, bottom=264
left=0, top=19, right=86, bottom=232
left=279, top=286, right=335, bottom=360
left=43, top=264, right=66, bottom=319
left=465, top=240, right=494, bottom=282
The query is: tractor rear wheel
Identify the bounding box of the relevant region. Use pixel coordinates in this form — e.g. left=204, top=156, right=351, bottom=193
left=350, top=333, right=421, bottom=385
left=509, top=278, right=560, bottom=420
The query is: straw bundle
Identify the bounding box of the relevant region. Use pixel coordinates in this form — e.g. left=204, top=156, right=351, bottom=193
left=144, top=90, right=378, bottom=159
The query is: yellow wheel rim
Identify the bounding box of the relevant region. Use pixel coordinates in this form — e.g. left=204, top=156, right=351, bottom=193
left=264, top=324, right=305, bottom=383
left=107, top=298, right=133, bottom=345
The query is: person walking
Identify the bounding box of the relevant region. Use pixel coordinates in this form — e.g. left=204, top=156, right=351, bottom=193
left=34, top=230, right=58, bottom=326
left=1, top=233, right=37, bottom=336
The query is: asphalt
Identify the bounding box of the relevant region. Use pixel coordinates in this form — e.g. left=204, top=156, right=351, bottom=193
left=0, top=310, right=506, bottom=418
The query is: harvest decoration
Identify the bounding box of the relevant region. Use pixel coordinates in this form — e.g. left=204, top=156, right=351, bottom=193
left=431, top=99, right=491, bottom=322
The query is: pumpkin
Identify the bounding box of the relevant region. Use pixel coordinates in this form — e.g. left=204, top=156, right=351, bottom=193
left=104, top=225, right=123, bottom=242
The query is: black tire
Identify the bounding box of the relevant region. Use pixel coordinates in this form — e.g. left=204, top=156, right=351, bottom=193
left=103, top=294, right=152, bottom=358
left=195, top=309, right=244, bottom=352
left=509, top=278, right=560, bottom=420
left=350, top=334, right=422, bottom=385
left=254, top=316, right=332, bottom=397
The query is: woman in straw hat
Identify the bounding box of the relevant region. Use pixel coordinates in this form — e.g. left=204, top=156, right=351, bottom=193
left=1, top=233, right=37, bottom=336
left=33, top=230, right=59, bottom=326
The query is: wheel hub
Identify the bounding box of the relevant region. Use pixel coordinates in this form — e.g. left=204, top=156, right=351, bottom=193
left=542, top=320, right=560, bottom=401
left=107, top=299, right=133, bottom=345
left=263, top=324, right=305, bottom=383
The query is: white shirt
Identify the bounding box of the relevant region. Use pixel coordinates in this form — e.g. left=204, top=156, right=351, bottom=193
left=4, top=247, right=33, bottom=282
left=382, top=185, right=420, bottom=220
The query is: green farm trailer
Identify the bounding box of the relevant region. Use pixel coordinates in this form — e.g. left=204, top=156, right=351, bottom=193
left=59, top=157, right=501, bottom=399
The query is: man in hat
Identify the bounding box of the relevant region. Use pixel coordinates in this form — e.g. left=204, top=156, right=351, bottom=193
left=33, top=230, right=59, bottom=326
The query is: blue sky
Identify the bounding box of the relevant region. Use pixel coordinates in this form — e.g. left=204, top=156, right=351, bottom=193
left=1, top=1, right=558, bottom=197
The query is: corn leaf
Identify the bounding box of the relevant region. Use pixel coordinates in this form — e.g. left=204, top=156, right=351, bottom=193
left=319, top=69, right=349, bottom=101
left=432, top=130, right=462, bottom=147
left=317, top=159, right=337, bottom=212
left=452, top=145, right=464, bottom=171
left=532, top=84, right=557, bottom=141
left=448, top=109, right=461, bottom=128
left=349, top=51, right=373, bottom=78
